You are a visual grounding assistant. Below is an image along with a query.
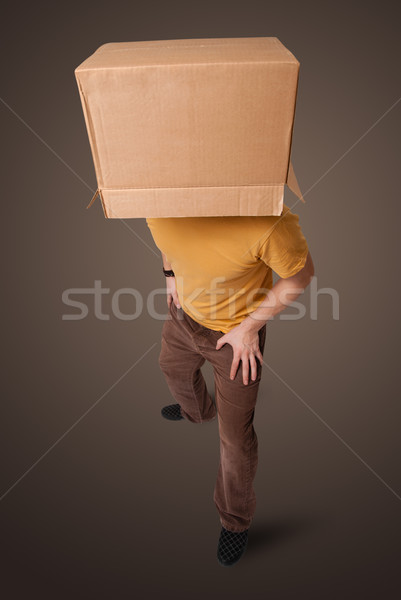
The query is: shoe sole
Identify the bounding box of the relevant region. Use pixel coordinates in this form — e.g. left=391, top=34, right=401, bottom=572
left=161, top=415, right=184, bottom=421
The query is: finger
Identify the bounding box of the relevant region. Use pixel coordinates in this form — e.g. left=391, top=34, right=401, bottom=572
left=256, top=349, right=264, bottom=365
left=173, top=294, right=181, bottom=308
left=230, top=355, right=240, bottom=380
left=242, top=356, right=249, bottom=385
left=167, top=294, right=172, bottom=307
left=249, top=354, right=258, bottom=381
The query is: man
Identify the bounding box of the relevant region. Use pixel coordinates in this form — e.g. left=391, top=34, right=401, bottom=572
left=146, top=203, right=314, bottom=566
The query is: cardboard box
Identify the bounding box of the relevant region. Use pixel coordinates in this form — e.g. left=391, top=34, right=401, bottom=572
left=75, top=37, right=305, bottom=218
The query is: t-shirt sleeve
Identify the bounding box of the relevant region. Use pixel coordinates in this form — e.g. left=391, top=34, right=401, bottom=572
left=256, top=206, right=309, bottom=278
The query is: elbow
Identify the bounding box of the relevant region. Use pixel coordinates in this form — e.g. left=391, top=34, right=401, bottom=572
left=299, top=251, right=315, bottom=287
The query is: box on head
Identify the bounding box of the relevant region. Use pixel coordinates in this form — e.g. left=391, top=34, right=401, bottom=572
left=75, top=37, right=305, bottom=219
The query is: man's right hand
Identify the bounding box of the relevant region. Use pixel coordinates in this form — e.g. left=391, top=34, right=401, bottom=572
left=166, top=276, right=181, bottom=309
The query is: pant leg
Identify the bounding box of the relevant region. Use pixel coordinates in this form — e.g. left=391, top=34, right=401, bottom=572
left=158, top=302, right=217, bottom=424
left=206, top=325, right=267, bottom=531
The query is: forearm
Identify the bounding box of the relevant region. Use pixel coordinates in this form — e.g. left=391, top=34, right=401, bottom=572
left=161, top=252, right=181, bottom=308
left=161, top=252, right=172, bottom=271
left=242, top=251, right=315, bottom=333
left=245, top=278, right=307, bottom=330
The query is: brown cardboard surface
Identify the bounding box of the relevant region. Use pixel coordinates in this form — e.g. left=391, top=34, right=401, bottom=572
left=75, top=37, right=305, bottom=218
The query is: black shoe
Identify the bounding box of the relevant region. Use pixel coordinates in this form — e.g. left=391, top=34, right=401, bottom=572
left=161, top=404, right=184, bottom=421
left=217, top=526, right=249, bottom=567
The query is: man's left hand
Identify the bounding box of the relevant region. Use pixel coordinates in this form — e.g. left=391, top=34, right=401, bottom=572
left=215, top=321, right=264, bottom=385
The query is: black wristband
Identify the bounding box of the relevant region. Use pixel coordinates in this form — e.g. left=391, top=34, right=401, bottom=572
left=163, top=268, right=175, bottom=277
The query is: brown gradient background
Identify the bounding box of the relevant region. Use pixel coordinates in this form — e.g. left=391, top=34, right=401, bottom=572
left=1, top=1, right=400, bottom=597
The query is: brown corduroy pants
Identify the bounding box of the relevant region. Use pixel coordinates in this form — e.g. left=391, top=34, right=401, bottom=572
left=159, top=300, right=267, bottom=532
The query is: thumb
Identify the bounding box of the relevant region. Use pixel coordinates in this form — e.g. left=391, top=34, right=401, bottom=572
left=216, top=335, right=226, bottom=350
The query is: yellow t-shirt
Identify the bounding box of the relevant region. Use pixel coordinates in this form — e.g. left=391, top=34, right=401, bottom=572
left=146, top=204, right=309, bottom=333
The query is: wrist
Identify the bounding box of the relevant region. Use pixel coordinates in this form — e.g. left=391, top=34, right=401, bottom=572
left=240, top=314, right=266, bottom=334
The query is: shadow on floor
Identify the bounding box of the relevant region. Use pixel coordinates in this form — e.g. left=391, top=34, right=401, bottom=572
left=246, top=513, right=325, bottom=556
